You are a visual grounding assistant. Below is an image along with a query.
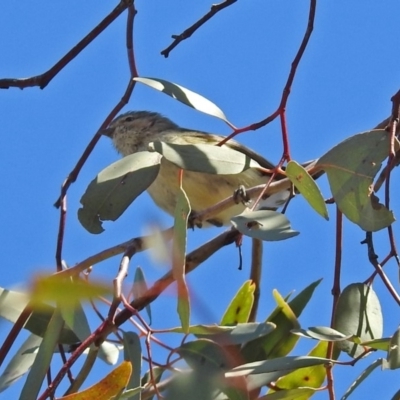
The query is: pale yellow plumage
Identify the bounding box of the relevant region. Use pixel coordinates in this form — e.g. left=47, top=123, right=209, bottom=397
left=102, top=111, right=288, bottom=226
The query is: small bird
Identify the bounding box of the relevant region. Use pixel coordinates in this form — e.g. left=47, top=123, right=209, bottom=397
left=101, top=111, right=293, bottom=226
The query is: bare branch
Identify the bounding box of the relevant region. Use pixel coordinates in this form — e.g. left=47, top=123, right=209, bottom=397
left=161, top=0, right=237, bottom=58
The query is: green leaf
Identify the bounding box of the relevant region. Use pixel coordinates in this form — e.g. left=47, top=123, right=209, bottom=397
left=168, top=324, right=237, bottom=334
left=133, top=267, right=152, bottom=324
left=333, top=283, right=383, bottom=357
left=123, top=332, right=142, bottom=400
left=150, top=141, right=261, bottom=174
left=292, top=326, right=353, bottom=342
left=226, top=356, right=333, bottom=378
left=0, top=334, right=42, bottom=392
left=360, top=337, right=390, bottom=351
left=78, top=151, right=161, bottom=233
left=220, top=280, right=255, bottom=325
left=133, top=77, right=231, bottom=124
left=258, top=388, right=317, bottom=399
left=384, top=326, right=400, bottom=370
left=0, top=286, right=79, bottom=344
left=196, top=322, right=276, bottom=346
left=341, top=358, right=383, bottom=400
left=270, top=341, right=329, bottom=399
left=173, top=186, right=191, bottom=333
left=30, top=275, right=111, bottom=309
left=242, top=279, right=321, bottom=361
left=231, top=210, right=299, bottom=241
left=317, top=130, right=396, bottom=231
left=286, top=160, right=328, bottom=220
left=177, top=339, right=231, bottom=371
left=20, top=309, right=64, bottom=400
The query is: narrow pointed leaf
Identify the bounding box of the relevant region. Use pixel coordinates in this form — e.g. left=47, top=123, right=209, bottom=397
left=0, top=334, right=42, bottom=393
left=226, top=356, right=333, bottom=377
left=123, top=332, right=142, bottom=400
left=133, top=77, right=231, bottom=124
left=59, top=361, right=132, bottom=400
left=20, top=309, right=64, bottom=400
left=220, top=280, right=255, bottom=325
left=384, top=326, right=400, bottom=370
left=341, top=358, right=382, bottom=400
left=286, top=160, right=328, bottom=220
left=196, top=322, right=275, bottom=345
left=173, top=186, right=191, bottom=332
left=292, top=326, right=353, bottom=341
left=133, top=267, right=152, bottom=324
left=242, top=280, right=321, bottom=361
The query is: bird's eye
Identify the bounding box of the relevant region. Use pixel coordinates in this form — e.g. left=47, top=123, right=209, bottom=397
left=125, top=116, right=133, bottom=122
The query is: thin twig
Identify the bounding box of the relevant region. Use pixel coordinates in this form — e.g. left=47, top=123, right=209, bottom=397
left=219, top=0, right=317, bottom=144
left=0, top=1, right=130, bottom=89
left=113, top=229, right=240, bottom=328
left=161, top=0, right=237, bottom=57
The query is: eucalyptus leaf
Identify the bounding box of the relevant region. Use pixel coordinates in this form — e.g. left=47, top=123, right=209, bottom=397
left=78, top=151, right=161, bottom=233
left=149, top=140, right=261, bottom=174
left=317, top=130, right=397, bottom=231
left=286, top=160, right=328, bottom=220
left=384, top=326, right=400, bottom=370
left=231, top=210, right=299, bottom=241
left=133, top=77, right=231, bottom=124
left=333, top=283, right=383, bottom=358
left=292, top=326, right=353, bottom=341
left=196, top=322, right=276, bottom=346
left=226, top=356, right=333, bottom=378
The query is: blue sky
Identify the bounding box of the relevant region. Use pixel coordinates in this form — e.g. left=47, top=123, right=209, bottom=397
left=1, top=1, right=400, bottom=398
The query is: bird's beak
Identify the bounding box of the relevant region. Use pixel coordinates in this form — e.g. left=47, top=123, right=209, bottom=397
left=99, top=127, right=115, bottom=138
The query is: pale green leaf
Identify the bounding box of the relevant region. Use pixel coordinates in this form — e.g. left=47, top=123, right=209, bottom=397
left=78, top=152, right=161, bottom=233
left=231, top=210, right=299, bottom=241
left=133, top=77, right=231, bottom=124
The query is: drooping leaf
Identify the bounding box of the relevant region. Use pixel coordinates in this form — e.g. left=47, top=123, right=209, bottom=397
left=286, top=160, right=328, bottom=220
left=149, top=141, right=261, bottom=175
left=172, top=185, right=191, bottom=333
left=133, top=77, right=231, bottom=124
left=383, top=326, right=400, bottom=370
left=20, top=309, right=64, bottom=400
left=220, top=280, right=255, bottom=325
left=123, top=332, right=142, bottom=400
left=360, top=337, right=390, bottom=352
left=78, top=151, right=161, bottom=233
left=341, top=358, right=383, bottom=400
left=231, top=210, right=299, bottom=241
left=226, top=356, right=333, bottom=378
left=242, top=280, right=321, bottom=361
left=59, top=361, right=132, bottom=400
left=133, top=267, right=152, bottom=324
left=0, top=286, right=79, bottom=344
left=0, top=334, right=42, bottom=393
left=333, top=283, right=383, bottom=357
left=196, top=322, right=276, bottom=346
left=292, top=326, right=353, bottom=342
left=317, top=130, right=397, bottom=231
